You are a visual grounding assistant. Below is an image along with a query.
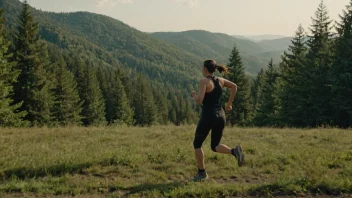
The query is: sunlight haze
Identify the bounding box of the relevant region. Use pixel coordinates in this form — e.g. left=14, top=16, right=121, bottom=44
left=25, top=0, right=350, bottom=36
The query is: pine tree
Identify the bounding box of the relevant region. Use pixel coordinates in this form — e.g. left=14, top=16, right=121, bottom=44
left=167, top=91, right=177, bottom=124
left=332, top=0, right=352, bottom=128
left=176, top=92, right=187, bottom=124
left=120, top=69, right=135, bottom=104
left=52, top=58, right=82, bottom=126
left=170, top=108, right=177, bottom=124
left=225, top=45, right=252, bottom=126
left=80, top=61, right=106, bottom=126
left=254, top=59, right=280, bottom=126
left=184, top=99, right=195, bottom=124
left=70, top=55, right=85, bottom=98
left=112, top=73, right=134, bottom=125
left=152, top=86, right=169, bottom=125
left=302, top=0, right=334, bottom=126
left=251, top=68, right=266, bottom=117
left=96, top=67, right=113, bottom=122
left=132, top=75, right=156, bottom=126
left=279, top=24, right=308, bottom=126
left=0, top=9, right=27, bottom=127
left=12, top=1, right=54, bottom=126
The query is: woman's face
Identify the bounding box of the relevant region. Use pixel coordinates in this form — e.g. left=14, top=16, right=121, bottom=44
left=202, top=66, right=207, bottom=77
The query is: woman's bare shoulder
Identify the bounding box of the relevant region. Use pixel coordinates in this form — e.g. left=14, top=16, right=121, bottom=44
left=217, top=77, right=227, bottom=87
left=199, top=78, right=210, bottom=84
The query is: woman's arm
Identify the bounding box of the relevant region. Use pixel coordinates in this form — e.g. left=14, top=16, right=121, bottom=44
left=222, top=78, right=237, bottom=111
left=192, top=79, right=207, bottom=104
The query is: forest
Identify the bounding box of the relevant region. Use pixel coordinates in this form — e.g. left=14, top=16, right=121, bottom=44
left=0, top=0, right=351, bottom=128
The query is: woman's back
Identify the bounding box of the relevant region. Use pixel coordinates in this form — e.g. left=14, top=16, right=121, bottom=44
left=202, top=76, right=223, bottom=114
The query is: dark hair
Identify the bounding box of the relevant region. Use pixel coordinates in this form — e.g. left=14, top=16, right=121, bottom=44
left=204, top=60, right=229, bottom=75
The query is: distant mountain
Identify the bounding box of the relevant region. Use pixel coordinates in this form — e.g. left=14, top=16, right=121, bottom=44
left=0, top=0, right=205, bottom=90
left=257, top=37, right=293, bottom=51
left=153, top=30, right=265, bottom=55
left=1, top=0, right=292, bottom=82
left=152, top=30, right=291, bottom=75
left=231, top=35, right=254, bottom=41
left=234, top=34, right=288, bottom=41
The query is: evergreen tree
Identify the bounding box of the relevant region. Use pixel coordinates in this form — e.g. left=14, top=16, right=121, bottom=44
left=184, top=99, right=195, bottom=124
left=152, top=86, right=169, bottom=125
left=225, top=45, right=252, bottom=126
left=0, top=9, right=27, bottom=127
left=80, top=61, right=106, bottom=126
left=70, top=54, right=85, bottom=98
left=176, top=92, right=187, bottom=124
left=120, top=69, right=135, bottom=104
left=332, top=0, right=352, bottom=128
left=254, top=59, right=280, bottom=126
left=96, top=67, right=113, bottom=122
left=167, top=91, right=177, bottom=124
left=279, top=24, right=308, bottom=126
left=251, top=68, right=266, bottom=117
left=112, top=72, right=134, bottom=125
left=52, top=58, right=82, bottom=126
left=12, top=1, right=54, bottom=126
left=170, top=108, right=177, bottom=125
left=132, top=75, right=156, bottom=126
left=302, top=0, right=334, bottom=126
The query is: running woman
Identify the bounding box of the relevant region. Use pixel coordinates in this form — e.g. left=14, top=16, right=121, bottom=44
left=191, top=60, right=245, bottom=181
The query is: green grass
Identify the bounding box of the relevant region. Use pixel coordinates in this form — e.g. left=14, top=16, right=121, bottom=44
left=0, top=126, right=351, bottom=197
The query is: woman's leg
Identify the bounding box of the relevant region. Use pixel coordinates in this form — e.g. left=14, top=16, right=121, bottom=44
left=211, top=109, right=245, bottom=166
left=215, top=144, right=232, bottom=154
left=210, top=109, right=231, bottom=154
left=194, top=148, right=205, bottom=170
left=193, top=116, right=211, bottom=170
left=192, top=116, right=212, bottom=181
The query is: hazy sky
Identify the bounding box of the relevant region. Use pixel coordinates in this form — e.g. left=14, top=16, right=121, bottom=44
left=25, top=0, right=350, bottom=36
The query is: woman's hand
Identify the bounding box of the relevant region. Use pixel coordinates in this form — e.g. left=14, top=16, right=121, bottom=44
left=225, top=102, right=232, bottom=111
left=191, top=91, right=196, bottom=98
left=221, top=78, right=237, bottom=111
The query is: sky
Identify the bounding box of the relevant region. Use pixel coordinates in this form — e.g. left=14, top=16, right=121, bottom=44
left=25, top=0, right=351, bottom=36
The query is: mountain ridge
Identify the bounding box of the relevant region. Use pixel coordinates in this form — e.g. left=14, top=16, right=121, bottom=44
left=1, top=0, right=207, bottom=91
left=1, top=0, right=292, bottom=80
left=152, top=30, right=291, bottom=74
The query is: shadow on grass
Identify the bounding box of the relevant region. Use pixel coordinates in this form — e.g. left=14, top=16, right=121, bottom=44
left=248, top=180, right=352, bottom=197
left=116, top=181, right=352, bottom=197
left=2, top=162, right=93, bottom=180
left=1, top=157, right=132, bottom=180
left=108, top=182, right=185, bottom=196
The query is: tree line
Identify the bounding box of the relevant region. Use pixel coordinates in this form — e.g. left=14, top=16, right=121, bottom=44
left=0, top=1, right=198, bottom=127
left=1, top=0, right=351, bottom=128
left=226, top=1, right=352, bottom=128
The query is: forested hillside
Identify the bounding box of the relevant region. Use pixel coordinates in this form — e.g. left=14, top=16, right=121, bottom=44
left=0, top=0, right=202, bottom=126
left=152, top=30, right=290, bottom=75
left=1, top=0, right=351, bottom=128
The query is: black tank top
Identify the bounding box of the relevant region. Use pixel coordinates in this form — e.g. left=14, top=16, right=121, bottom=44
left=202, top=76, right=223, bottom=114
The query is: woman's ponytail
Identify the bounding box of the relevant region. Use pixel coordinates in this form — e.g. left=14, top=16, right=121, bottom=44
left=204, top=60, right=229, bottom=75
left=215, top=64, right=229, bottom=75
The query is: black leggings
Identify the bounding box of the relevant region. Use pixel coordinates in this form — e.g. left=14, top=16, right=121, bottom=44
left=193, top=109, right=226, bottom=152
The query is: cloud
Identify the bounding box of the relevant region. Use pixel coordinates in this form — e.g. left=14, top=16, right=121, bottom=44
left=96, top=0, right=134, bottom=7
left=118, top=0, right=134, bottom=4
left=174, top=0, right=199, bottom=8
left=96, top=0, right=199, bottom=8
left=180, top=0, right=198, bottom=7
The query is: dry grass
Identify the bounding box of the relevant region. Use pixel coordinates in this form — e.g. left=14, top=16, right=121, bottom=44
left=0, top=126, right=351, bottom=197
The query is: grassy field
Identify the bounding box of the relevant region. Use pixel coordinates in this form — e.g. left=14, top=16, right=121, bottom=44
left=0, top=126, right=351, bottom=197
